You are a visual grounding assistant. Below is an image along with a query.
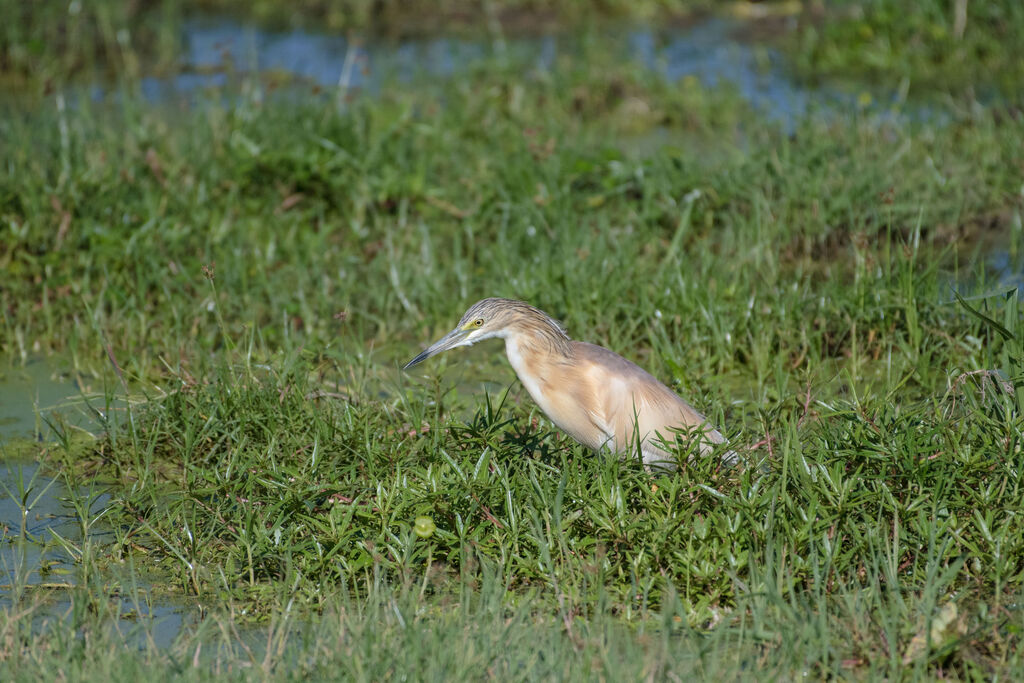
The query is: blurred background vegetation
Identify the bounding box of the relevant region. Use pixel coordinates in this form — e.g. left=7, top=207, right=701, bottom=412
left=2, top=0, right=1023, bottom=94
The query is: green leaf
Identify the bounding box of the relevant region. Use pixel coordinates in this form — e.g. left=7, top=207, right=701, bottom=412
left=952, top=289, right=1015, bottom=342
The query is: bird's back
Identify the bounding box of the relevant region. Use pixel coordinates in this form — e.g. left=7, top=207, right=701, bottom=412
left=571, top=342, right=728, bottom=467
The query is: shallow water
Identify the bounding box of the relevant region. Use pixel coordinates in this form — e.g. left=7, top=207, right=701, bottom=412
left=0, top=359, right=88, bottom=443
left=82, top=14, right=915, bottom=131
left=0, top=360, right=191, bottom=649
left=980, top=244, right=1024, bottom=290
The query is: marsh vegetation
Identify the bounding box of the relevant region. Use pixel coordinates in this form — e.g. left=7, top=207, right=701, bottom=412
left=1, top=0, right=1023, bottom=679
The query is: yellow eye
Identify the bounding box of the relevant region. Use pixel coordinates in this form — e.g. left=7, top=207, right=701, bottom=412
left=474, top=318, right=484, bottom=327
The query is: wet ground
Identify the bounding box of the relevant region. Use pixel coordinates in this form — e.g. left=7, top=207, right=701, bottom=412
left=2, top=10, right=1020, bottom=649
left=0, top=360, right=189, bottom=648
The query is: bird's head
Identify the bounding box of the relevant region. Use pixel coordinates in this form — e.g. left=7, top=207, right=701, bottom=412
left=403, top=298, right=566, bottom=369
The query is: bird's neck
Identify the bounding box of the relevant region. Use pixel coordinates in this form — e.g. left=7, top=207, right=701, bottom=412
left=503, top=328, right=574, bottom=417
left=504, top=327, right=573, bottom=366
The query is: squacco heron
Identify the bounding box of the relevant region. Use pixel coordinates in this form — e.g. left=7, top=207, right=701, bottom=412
left=404, top=298, right=735, bottom=469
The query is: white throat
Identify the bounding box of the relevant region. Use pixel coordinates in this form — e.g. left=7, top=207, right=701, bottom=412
left=503, top=335, right=547, bottom=407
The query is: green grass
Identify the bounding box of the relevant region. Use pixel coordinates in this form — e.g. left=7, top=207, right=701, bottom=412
left=2, top=60, right=1021, bottom=375
left=3, top=559, right=1020, bottom=680
left=788, top=0, right=1024, bottom=95
left=2, top=6, right=1024, bottom=680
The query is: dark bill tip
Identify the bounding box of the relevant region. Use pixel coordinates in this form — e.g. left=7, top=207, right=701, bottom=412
left=403, top=328, right=467, bottom=371
left=402, top=349, right=433, bottom=371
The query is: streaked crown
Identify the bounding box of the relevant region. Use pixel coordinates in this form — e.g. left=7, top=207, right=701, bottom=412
left=457, top=298, right=570, bottom=349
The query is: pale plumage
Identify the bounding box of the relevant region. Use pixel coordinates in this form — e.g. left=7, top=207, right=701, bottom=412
left=404, top=298, right=735, bottom=469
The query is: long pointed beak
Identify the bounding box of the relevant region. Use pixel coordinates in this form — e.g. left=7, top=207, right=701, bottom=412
left=403, top=328, right=469, bottom=370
